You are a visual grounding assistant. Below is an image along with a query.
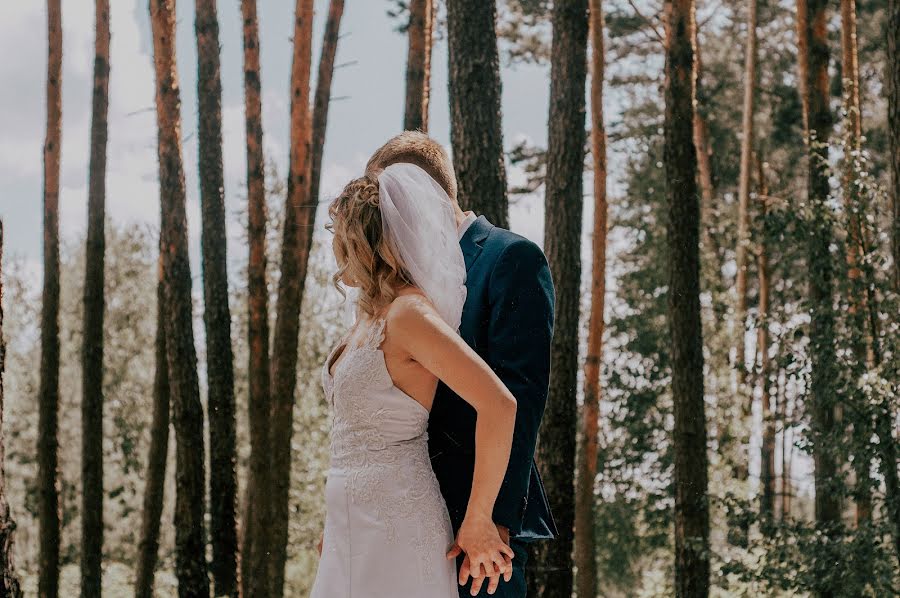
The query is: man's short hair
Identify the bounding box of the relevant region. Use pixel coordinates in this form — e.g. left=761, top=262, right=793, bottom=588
left=366, top=131, right=458, bottom=201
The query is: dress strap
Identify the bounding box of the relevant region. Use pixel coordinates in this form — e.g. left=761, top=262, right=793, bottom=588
left=361, top=317, right=387, bottom=350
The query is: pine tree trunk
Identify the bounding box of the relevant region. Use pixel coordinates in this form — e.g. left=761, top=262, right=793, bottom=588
left=891, top=0, right=900, bottom=292
left=882, top=0, right=900, bottom=567
left=663, top=1, right=710, bottom=595
left=239, top=1, right=272, bottom=594
left=194, top=2, right=239, bottom=594
left=404, top=0, right=433, bottom=132
left=528, top=2, right=588, bottom=597
left=692, top=33, right=719, bottom=264
left=0, top=222, right=23, bottom=598
left=796, top=0, right=810, bottom=133
left=574, top=3, right=605, bottom=597
left=839, top=0, right=873, bottom=528
left=800, top=1, right=841, bottom=595
left=446, top=0, right=509, bottom=228
left=779, top=367, right=792, bottom=520
left=756, top=160, right=776, bottom=525
left=135, top=256, right=171, bottom=598
left=80, top=3, right=110, bottom=595
left=734, top=0, right=757, bottom=395
left=268, top=2, right=314, bottom=594
left=309, top=0, right=345, bottom=208
left=149, top=1, right=210, bottom=595
left=38, top=2, right=62, bottom=596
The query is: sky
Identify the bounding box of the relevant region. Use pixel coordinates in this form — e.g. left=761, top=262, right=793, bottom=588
left=0, top=0, right=559, bottom=275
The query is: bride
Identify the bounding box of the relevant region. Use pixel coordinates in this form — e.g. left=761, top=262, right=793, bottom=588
left=310, top=163, right=518, bottom=598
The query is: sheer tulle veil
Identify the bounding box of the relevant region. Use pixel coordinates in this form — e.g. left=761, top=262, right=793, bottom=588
left=376, top=163, right=467, bottom=331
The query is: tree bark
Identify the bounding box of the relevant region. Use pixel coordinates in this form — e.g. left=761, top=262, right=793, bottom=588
left=80, top=2, right=110, bottom=595
left=309, top=0, right=345, bottom=209
left=839, top=0, right=873, bottom=528
left=446, top=0, right=509, bottom=228
left=800, top=1, right=841, bottom=595
left=239, top=1, right=272, bottom=595
left=0, top=222, right=23, bottom=598
left=404, top=0, right=433, bottom=132
left=664, top=1, right=710, bottom=595
left=691, top=28, right=719, bottom=266
left=268, top=2, right=314, bottom=594
left=574, top=2, right=606, bottom=597
left=528, top=2, right=587, bottom=597
left=38, top=2, right=62, bottom=596
left=890, top=0, right=900, bottom=292
left=194, top=1, right=239, bottom=594
left=756, top=160, right=776, bottom=525
left=134, top=256, right=171, bottom=598
left=149, top=1, right=210, bottom=595
left=734, top=0, right=757, bottom=390
left=779, top=369, right=792, bottom=520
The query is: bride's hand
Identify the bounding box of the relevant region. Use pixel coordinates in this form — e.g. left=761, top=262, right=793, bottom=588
left=451, top=513, right=514, bottom=592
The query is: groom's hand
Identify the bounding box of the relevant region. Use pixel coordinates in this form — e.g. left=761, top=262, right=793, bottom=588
left=447, top=525, right=512, bottom=596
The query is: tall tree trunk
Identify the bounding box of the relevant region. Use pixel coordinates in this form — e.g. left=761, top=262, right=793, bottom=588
left=727, top=0, right=759, bottom=504
left=0, top=222, right=23, bottom=598
left=664, top=1, right=710, bottom=595
left=756, top=159, right=776, bottom=525
left=268, top=2, right=314, bottom=594
left=134, top=256, right=171, bottom=598
left=779, top=368, right=792, bottom=520
left=446, top=0, right=509, bottom=228
left=38, top=2, right=62, bottom=596
left=239, top=1, right=272, bottom=595
left=529, top=2, right=587, bottom=597
left=194, top=2, right=239, bottom=594
left=734, top=0, right=757, bottom=399
left=574, top=2, right=606, bottom=597
left=883, top=0, right=900, bottom=566
left=404, top=0, right=433, bottom=132
left=796, top=0, right=810, bottom=133
left=692, top=33, right=719, bottom=263
left=800, top=1, right=841, bottom=595
left=149, top=2, right=210, bottom=596
left=80, top=2, right=110, bottom=595
left=890, top=0, right=900, bottom=292
left=309, top=0, right=345, bottom=209
left=839, top=0, right=872, bottom=527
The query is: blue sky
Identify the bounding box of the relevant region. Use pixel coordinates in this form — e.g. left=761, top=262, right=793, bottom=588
left=0, top=0, right=558, bottom=273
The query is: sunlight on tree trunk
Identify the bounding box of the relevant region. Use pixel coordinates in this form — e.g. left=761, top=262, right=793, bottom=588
left=240, top=0, right=272, bottom=595
left=268, top=1, right=315, bottom=594
left=149, top=1, right=210, bottom=594
left=38, top=2, right=63, bottom=596
left=574, top=2, right=606, bottom=597
left=664, top=0, right=710, bottom=594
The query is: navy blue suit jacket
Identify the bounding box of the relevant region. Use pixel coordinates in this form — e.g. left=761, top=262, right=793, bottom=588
left=428, top=216, right=557, bottom=541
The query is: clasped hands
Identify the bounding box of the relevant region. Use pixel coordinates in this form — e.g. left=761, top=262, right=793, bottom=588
left=445, top=512, right=514, bottom=596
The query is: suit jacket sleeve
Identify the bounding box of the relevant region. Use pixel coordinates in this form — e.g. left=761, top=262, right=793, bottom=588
left=486, top=238, right=555, bottom=535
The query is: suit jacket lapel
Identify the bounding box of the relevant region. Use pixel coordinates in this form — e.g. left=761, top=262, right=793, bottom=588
left=459, top=216, right=492, bottom=272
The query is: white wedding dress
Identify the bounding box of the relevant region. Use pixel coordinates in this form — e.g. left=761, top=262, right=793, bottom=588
left=309, top=317, right=459, bottom=598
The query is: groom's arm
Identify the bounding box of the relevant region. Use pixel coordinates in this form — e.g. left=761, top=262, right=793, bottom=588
left=486, top=237, right=555, bottom=536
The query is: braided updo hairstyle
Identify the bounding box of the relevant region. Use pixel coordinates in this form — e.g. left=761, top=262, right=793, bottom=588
left=328, top=175, right=413, bottom=317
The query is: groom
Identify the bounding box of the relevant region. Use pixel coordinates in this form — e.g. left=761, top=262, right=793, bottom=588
left=367, top=132, right=557, bottom=597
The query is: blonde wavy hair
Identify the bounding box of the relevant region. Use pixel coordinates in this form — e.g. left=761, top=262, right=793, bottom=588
left=327, top=175, right=413, bottom=317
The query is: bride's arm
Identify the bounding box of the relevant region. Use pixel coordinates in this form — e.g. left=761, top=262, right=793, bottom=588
left=388, top=294, right=517, bottom=575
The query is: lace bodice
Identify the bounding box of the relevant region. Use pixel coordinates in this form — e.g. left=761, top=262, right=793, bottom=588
left=321, top=318, right=430, bottom=471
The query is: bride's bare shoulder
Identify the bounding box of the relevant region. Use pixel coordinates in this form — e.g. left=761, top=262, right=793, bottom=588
left=384, top=289, right=440, bottom=330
